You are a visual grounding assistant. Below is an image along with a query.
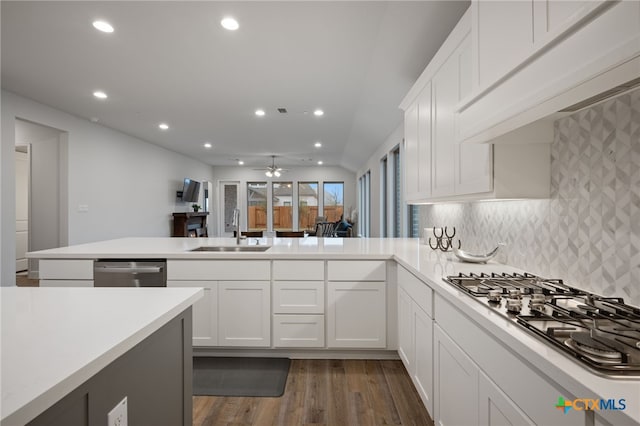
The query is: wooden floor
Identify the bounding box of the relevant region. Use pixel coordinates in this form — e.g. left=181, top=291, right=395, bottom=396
left=193, top=359, right=433, bottom=426
left=16, top=273, right=39, bottom=287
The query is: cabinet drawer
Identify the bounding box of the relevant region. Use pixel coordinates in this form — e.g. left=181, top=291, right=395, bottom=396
left=39, top=280, right=93, bottom=287
left=327, top=260, right=386, bottom=281
left=273, top=281, right=324, bottom=314
left=40, top=259, right=93, bottom=280
left=167, top=260, right=270, bottom=281
left=273, top=260, right=324, bottom=280
left=273, top=314, right=325, bottom=348
left=398, top=266, right=433, bottom=317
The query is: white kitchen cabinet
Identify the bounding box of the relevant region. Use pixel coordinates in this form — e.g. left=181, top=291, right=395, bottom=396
left=413, top=305, right=433, bottom=416
left=401, top=7, right=550, bottom=203
left=434, top=324, right=479, bottom=426
left=479, top=372, right=535, bottom=426
left=218, top=281, right=270, bottom=347
left=398, top=266, right=435, bottom=416
left=273, top=281, right=324, bottom=314
left=459, top=1, right=639, bottom=145
left=167, top=260, right=270, bottom=281
left=404, top=84, right=432, bottom=202
left=397, top=286, right=415, bottom=369
left=272, top=314, right=324, bottom=348
left=272, top=260, right=325, bottom=348
left=404, top=101, right=420, bottom=200
left=327, top=260, right=386, bottom=281
left=167, top=280, right=217, bottom=346
left=475, top=0, right=534, bottom=90
left=327, top=281, right=386, bottom=348
left=39, top=259, right=93, bottom=287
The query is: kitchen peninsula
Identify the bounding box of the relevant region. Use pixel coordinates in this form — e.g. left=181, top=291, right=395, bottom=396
left=26, top=237, right=640, bottom=426
left=1, top=287, right=203, bottom=426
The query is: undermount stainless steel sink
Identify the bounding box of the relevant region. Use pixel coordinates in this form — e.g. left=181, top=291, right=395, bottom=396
left=190, top=245, right=271, bottom=252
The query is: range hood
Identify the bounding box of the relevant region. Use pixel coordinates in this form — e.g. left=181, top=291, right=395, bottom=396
left=462, top=55, right=640, bottom=146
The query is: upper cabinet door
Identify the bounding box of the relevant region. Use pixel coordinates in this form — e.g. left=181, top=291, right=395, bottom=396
left=417, top=83, right=432, bottom=197
left=475, top=0, right=534, bottom=89
left=533, top=0, right=609, bottom=47
left=404, top=102, right=420, bottom=201
left=455, top=35, right=493, bottom=195
left=431, top=51, right=458, bottom=198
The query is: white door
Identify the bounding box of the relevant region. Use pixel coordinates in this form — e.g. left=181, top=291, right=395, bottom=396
left=434, top=324, right=479, bottom=426
left=413, top=305, right=434, bottom=416
left=327, top=281, right=386, bottom=348
left=15, top=149, right=29, bottom=272
left=218, top=281, right=270, bottom=347
left=218, top=181, right=240, bottom=237
left=167, top=281, right=218, bottom=346
left=479, top=372, right=535, bottom=426
left=397, top=286, right=415, bottom=369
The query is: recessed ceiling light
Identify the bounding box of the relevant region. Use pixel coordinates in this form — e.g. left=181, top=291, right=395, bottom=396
left=203, top=143, right=212, bottom=148
left=221, top=17, right=239, bottom=31
left=255, top=109, right=265, bottom=117
left=93, top=91, right=108, bottom=99
left=238, top=160, right=244, bottom=165
left=314, top=142, right=322, bottom=148
left=313, top=109, right=324, bottom=117
left=317, top=160, right=323, bottom=165
left=92, top=20, right=114, bottom=33
left=90, top=117, right=99, bottom=123
left=158, top=123, right=169, bottom=130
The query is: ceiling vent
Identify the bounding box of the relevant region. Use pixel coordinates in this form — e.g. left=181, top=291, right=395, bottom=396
left=277, top=108, right=288, bottom=114
left=558, top=76, right=640, bottom=112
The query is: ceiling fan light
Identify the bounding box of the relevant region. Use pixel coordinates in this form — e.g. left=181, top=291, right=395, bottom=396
left=265, top=170, right=273, bottom=177
left=274, top=171, right=281, bottom=177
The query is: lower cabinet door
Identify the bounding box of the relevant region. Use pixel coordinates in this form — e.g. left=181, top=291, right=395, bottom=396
left=413, top=305, right=434, bottom=417
left=273, top=314, right=325, bottom=348
left=434, top=324, right=479, bottom=426
left=167, top=280, right=217, bottom=346
left=218, top=281, right=270, bottom=347
left=479, top=372, right=534, bottom=426
left=397, top=286, right=415, bottom=369
left=327, top=281, right=386, bottom=348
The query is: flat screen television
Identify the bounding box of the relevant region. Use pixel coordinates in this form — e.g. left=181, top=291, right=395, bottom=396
left=181, top=178, right=201, bottom=202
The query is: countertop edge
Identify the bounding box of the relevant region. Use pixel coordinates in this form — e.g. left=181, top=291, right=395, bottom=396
left=1, top=288, right=203, bottom=426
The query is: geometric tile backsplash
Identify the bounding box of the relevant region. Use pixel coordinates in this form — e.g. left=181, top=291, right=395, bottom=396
left=420, top=88, right=640, bottom=307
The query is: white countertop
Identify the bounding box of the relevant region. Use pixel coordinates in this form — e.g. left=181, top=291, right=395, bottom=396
left=26, top=237, right=640, bottom=423
left=0, top=287, right=203, bottom=426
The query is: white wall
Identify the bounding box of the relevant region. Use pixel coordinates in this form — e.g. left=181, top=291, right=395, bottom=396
left=209, top=166, right=356, bottom=236
left=1, top=90, right=215, bottom=285
left=356, top=124, right=404, bottom=237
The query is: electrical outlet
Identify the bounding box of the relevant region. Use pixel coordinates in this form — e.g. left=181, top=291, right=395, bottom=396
left=107, top=396, right=128, bottom=426
left=77, top=204, right=89, bottom=212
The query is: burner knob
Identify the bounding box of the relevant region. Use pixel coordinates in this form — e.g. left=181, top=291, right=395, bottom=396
left=506, top=298, right=522, bottom=313
left=487, top=289, right=502, bottom=303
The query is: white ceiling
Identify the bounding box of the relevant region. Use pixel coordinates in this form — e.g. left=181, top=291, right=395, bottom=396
left=1, top=1, right=469, bottom=171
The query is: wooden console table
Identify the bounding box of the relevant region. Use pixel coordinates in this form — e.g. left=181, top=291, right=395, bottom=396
left=172, top=212, right=209, bottom=237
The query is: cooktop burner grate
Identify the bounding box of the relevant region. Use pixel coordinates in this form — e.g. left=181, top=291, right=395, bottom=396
left=444, top=272, right=640, bottom=378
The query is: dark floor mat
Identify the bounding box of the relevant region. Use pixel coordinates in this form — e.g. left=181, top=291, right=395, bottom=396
left=193, top=357, right=290, bottom=397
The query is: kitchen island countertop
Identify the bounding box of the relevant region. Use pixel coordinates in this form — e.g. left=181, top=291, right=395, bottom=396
left=0, top=287, right=203, bottom=425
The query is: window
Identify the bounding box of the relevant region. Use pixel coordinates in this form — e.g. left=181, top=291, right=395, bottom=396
left=298, top=182, right=318, bottom=231
left=392, top=145, right=401, bottom=237
left=323, top=182, right=344, bottom=222
left=380, top=156, right=388, bottom=237
left=272, top=182, right=293, bottom=231
left=408, top=205, right=420, bottom=238
left=358, top=172, right=370, bottom=237
left=247, top=182, right=267, bottom=231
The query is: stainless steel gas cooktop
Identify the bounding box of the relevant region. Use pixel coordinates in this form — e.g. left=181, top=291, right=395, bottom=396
left=444, top=272, right=640, bottom=378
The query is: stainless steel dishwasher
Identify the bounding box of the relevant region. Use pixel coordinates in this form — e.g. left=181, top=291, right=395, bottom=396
left=94, top=260, right=167, bottom=287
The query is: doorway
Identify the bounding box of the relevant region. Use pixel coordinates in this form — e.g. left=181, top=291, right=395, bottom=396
left=218, top=181, right=240, bottom=237
left=14, top=118, right=66, bottom=279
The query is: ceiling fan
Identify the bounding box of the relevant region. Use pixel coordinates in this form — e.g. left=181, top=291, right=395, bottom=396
left=254, top=155, right=288, bottom=177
